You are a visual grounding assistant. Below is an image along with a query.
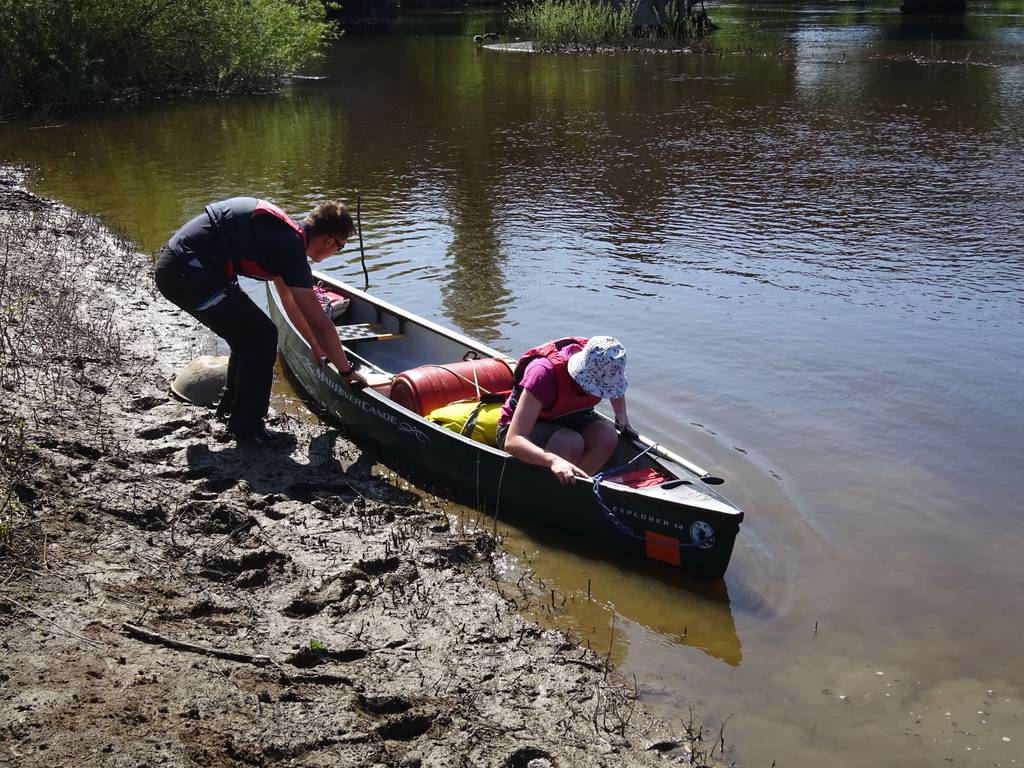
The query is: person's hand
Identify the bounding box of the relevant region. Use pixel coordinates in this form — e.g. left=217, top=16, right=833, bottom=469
left=342, top=368, right=368, bottom=389
left=610, top=396, right=629, bottom=433
left=550, top=456, right=589, bottom=486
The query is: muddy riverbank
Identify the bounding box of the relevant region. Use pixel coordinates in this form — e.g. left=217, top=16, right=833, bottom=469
left=0, top=169, right=719, bottom=767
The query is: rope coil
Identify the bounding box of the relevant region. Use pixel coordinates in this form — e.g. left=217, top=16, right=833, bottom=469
left=591, top=444, right=716, bottom=550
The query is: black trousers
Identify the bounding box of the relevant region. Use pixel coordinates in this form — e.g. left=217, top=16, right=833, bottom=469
left=154, top=248, right=278, bottom=434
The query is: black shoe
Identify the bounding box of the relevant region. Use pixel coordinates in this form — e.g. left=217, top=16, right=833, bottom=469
left=214, top=390, right=234, bottom=422
left=230, top=423, right=283, bottom=445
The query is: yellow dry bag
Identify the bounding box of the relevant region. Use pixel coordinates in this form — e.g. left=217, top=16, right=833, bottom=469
left=427, top=399, right=503, bottom=446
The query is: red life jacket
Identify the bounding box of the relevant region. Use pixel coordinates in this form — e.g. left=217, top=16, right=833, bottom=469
left=510, top=336, right=601, bottom=420
left=205, top=197, right=307, bottom=281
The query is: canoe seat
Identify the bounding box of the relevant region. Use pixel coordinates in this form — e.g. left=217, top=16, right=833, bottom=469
left=390, top=358, right=513, bottom=416
left=336, top=323, right=402, bottom=343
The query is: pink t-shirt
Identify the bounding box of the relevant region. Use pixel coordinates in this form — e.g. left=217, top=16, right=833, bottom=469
left=499, top=343, right=583, bottom=426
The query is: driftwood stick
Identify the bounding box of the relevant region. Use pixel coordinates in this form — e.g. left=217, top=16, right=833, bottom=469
left=562, top=658, right=603, bottom=673
left=122, top=622, right=271, bottom=666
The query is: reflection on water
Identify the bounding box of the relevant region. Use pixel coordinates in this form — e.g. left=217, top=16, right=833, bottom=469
left=2, top=2, right=1024, bottom=765
left=489, top=516, right=746, bottom=667
left=437, top=154, right=512, bottom=342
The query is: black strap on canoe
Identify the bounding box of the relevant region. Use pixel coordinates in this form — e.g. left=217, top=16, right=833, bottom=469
left=459, top=392, right=506, bottom=438
left=460, top=401, right=486, bottom=438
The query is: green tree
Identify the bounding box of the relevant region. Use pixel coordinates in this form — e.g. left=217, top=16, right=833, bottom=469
left=0, top=0, right=338, bottom=115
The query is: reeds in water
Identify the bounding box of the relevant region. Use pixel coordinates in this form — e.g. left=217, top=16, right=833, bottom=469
left=508, top=0, right=715, bottom=52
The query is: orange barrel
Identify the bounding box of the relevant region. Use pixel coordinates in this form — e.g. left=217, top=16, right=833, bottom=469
left=390, top=358, right=514, bottom=416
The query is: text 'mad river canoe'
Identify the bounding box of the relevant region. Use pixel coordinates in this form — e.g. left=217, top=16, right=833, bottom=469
left=268, top=273, right=744, bottom=579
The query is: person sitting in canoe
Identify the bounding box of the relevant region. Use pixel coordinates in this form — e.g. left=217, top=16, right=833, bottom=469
left=497, top=336, right=630, bottom=485
left=155, top=197, right=367, bottom=444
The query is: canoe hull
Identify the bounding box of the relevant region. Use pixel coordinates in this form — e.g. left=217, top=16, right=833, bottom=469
left=269, top=281, right=742, bottom=580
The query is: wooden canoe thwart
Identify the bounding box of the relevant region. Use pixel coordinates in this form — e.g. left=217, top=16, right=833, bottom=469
left=268, top=274, right=744, bottom=579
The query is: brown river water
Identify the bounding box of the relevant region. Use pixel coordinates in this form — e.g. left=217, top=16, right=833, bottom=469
left=2, top=2, right=1022, bottom=764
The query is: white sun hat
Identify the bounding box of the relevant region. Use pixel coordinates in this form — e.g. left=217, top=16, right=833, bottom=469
left=567, top=336, right=628, bottom=399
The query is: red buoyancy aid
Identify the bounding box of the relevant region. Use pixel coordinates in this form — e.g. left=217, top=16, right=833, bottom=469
left=511, top=337, right=601, bottom=419
left=254, top=200, right=305, bottom=239
left=205, top=197, right=307, bottom=281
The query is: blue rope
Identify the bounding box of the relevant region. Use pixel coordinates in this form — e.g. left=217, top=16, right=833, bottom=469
left=594, top=443, right=659, bottom=482
left=591, top=444, right=716, bottom=550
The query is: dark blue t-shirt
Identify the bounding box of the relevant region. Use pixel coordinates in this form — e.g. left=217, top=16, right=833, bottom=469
left=167, top=210, right=314, bottom=289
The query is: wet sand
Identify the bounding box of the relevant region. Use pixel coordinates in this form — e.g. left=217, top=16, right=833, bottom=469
left=0, top=167, right=717, bottom=767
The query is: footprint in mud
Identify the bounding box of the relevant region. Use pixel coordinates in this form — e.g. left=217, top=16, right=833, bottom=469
left=646, top=740, right=683, bottom=754
left=196, top=474, right=236, bottom=493
left=505, top=747, right=555, bottom=767
left=205, top=504, right=257, bottom=534
left=262, top=504, right=292, bottom=521
left=284, top=480, right=357, bottom=503
left=65, top=440, right=102, bottom=460
left=372, top=708, right=436, bottom=742
left=423, top=534, right=493, bottom=568
left=128, top=395, right=169, bottom=412
left=10, top=481, right=38, bottom=504
left=38, top=436, right=101, bottom=460
left=200, top=547, right=289, bottom=586
left=136, top=445, right=179, bottom=463
left=256, top=492, right=285, bottom=507
left=188, top=599, right=239, bottom=618
left=382, top=563, right=419, bottom=590
left=356, top=693, right=413, bottom=715
left=233, top=569, right=270, bottom=588
left=281, top=571, right=363, bottom=618
left=428, top=515, right=450, bottom=533
left=285, top=646, right=369, bottom=668
left=423, top=543, right=476, bottom=568
left=354, top=556, right=402, bottom=576
left=102, top=500, right=169, bottom=532
left=175, top=500, right=255, bottom=537
left=136, top=419, right=192, bottom=440
left=284, top=672, right=352, bottom=687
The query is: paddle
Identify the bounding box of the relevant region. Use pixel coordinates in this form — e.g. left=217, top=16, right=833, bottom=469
left=357, top=193, right=369, bottom=291
left=620, top=426, right=725, bottom=485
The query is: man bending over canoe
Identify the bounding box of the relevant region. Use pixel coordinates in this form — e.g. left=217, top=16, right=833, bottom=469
left=497, top=336, right=630, bottom=485
left=155, top=197, right=367, bottom=444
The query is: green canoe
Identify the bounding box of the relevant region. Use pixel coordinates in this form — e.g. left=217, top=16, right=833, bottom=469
left=268, top=273, right=744, bottom=579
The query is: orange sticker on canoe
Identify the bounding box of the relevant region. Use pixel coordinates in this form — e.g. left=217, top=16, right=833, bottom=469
left=645, top=530, right=681, bottom=566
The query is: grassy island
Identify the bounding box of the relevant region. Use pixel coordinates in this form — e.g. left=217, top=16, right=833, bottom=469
left=508, top=0, right=715, bottom=52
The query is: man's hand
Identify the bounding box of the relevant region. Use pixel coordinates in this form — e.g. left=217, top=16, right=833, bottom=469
left=319, top=357, right=368, bottom=388
left=343, top=369, right=368, bottom=389
left=311, top=343, right=325, bottom=367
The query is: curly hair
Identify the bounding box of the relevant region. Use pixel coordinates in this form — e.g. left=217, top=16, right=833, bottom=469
left=303, top=200, right=355, bottom=241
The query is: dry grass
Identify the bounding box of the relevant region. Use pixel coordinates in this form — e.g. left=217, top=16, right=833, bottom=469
left=0, top=197, right=141, bottom=583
